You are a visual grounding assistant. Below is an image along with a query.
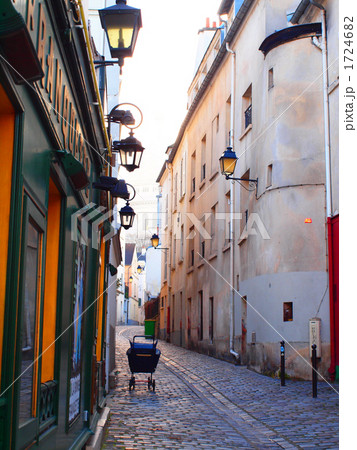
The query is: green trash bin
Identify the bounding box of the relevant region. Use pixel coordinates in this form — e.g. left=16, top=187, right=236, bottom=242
left=145, top=319, right=156, bottom=338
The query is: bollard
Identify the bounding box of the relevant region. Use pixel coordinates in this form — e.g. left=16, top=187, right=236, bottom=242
left=280, top=341, right=285, bottom=386
left=312, top=344, right=317, bottom=398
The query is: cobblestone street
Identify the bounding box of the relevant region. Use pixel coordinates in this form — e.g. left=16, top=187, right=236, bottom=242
left=102, top=326, right=339, bottom=449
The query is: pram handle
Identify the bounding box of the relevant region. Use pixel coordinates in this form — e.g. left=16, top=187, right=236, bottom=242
left=131, top=335, right=158, bottom=345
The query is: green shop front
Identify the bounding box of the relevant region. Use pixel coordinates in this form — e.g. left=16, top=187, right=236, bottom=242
left=0, top=0, right=113, bottom=448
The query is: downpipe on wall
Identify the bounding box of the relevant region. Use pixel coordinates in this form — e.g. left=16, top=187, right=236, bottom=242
left=226, top=42, right=240, bottom=362
left=309, top=0, right=336, bottom=380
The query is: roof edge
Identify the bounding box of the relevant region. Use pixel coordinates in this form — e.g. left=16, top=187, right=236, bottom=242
left=290, top=0, right=311, bottom=24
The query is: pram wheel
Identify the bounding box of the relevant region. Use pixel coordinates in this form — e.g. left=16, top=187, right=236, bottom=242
left=129, top=376, right=135, bottom=391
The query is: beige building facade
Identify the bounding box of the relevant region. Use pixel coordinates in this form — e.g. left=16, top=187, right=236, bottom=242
left=157, top=0, right=338, bottom=380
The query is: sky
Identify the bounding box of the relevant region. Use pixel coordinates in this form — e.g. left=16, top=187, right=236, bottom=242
left=117, top=0, right=221, bottom=186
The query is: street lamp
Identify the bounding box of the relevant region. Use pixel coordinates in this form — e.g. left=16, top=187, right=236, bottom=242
left=119, top=202, right=136, bottom=230
left=99, top=0, right=142, bottom=72
left=151, top=234, right=159, bottom=249
left=112, top=131, right=144, bottom=172
left=219, top=147, right=258, bottom=186
left=150, top=234, right=169, bottom=251
left=109, top=103, right=145, bottom=173
left=119, top=182, right=136, bottom=230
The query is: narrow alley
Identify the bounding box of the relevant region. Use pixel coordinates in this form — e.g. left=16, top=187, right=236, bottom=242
left=103, top=326, right=339, bottom=449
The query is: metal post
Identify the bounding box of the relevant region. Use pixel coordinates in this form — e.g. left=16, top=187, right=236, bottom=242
left=280, top=341, right=285, bottom=386
left=312, top=344, right=318, bottom=398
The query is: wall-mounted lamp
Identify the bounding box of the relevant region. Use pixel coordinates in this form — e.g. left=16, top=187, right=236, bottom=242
left=93, top=176, right=130, bottom=199
left=112, top=131, right=144, bottom=172
left=137, top=265, right=143, bottom=274
left=219, top=147, right=258, bottom=187
left=119, top=202, right=135, bottom=230
left=98, top=0, right=142, bottom=73
left=119, top=183, right=136, bottom=230
left=0, top=0, right=44, bottom=84
left=129, top=275, right=133, bottom=282
left=150, top=234, right=169, bottom=251
left=93, top=178, right=137, bottom=230
left=109, top=103, right=145, bottom=173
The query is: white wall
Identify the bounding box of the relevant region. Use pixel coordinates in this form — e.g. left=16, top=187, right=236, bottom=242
left=146, top=247, right=162, bottom=298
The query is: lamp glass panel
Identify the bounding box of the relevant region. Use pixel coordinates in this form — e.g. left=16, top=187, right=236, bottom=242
left=220, top=156, right=237, bottom=176
left=121, top=214, right=131, bottom=227
left=151, top=236, right=159, bottom=248
left=134, top=149, right=143, bottom=167
left=105, top=14, right=135, bottom=50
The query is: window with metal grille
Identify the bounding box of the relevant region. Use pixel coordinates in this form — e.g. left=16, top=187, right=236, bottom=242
left=244, top=104, right=252, bottom=128
left=242, top=84, right=252, bottom=131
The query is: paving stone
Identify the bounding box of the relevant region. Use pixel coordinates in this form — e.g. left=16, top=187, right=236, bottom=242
left=103, top=326, right=339, bottom=449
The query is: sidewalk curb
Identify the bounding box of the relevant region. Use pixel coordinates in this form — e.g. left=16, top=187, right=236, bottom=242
left=85, top=407, right=110, bottom=450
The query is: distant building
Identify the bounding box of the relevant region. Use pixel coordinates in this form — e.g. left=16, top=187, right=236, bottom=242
left=124, top=182, right=161, bottom=249
left=125, top=243, right=140, bottom=324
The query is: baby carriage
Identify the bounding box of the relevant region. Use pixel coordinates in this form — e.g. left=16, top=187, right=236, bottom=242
left=126, top=335, right=161, bottom=391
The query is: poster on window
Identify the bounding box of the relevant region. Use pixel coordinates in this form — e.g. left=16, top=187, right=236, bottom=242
left=68, top=241, right=86, bottom=424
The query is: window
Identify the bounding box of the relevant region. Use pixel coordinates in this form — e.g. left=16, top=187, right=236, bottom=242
left=191, top=151, right=196, bottom=194
left=268, top=68, right=274, bottom=90
left=174, top=172, right=178, bottom=209
left=210, top=203, right=217, bottom=254
left=201, top=135, right=206, bottom=182
left=188, top=226, right=195, bottom=268
left=199, top=290, right=203, bottom=341
left=164, top=194, right=168, bottom=227
left=180, top=224, right=184, bottom=260
left=201, top=163, right=206, bottom=181
left=187, top=298, right=192, bottom=339
left=283, top=302, right=293, bottom=321
left=172, top=234, right=176, bottom=267
left=242, top=84, right=252, bottom=130
left=20, top=217, right=44, bottom=425
left=201, top=241, right=205, bottom=259
left=224, top=191, right=231, bottom=246
left=199, top=215, right=206, bottom=259
left=267, top=163, right=273, bottom=187
left=239, top=170, right=251, bottom=239
left=209, top=297, right=214, bottom=341
left=226, top=96, right=231, bottom=146
left=172, top=295, right=175, bottom=332
left=180, top=159, right=183, bottom=198
left=211, top=115, right=219, bottom=174
left=164, top=247, right=167, bottom=280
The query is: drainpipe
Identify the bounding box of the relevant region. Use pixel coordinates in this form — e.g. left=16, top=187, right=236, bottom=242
left=156, top=192, right=162, bottom=235
left=226, top=42, right=239, bottom=361
left=166, top=162, right=173, bottom=341
left=309, top=0, right=335, bottom=380
left=309, top=0, right=332, bottom=217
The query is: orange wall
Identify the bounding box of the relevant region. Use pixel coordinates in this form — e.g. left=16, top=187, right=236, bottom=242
left=0, top=84, right=15, bottom=376
left=41, top=179, right=62, bottom=382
